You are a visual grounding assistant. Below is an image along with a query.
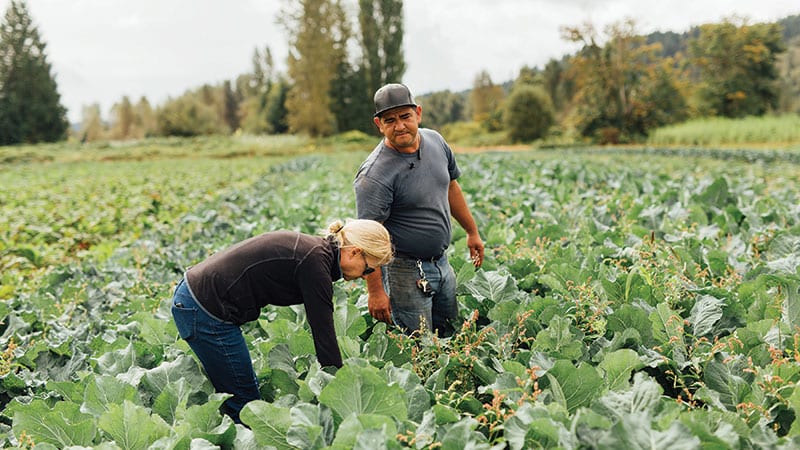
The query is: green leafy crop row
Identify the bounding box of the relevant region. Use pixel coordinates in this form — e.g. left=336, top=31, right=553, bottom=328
left=1, top=148, right=799, bottom=448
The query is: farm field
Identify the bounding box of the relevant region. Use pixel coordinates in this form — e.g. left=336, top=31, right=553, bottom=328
left=1, top=138, right=800, bottom=448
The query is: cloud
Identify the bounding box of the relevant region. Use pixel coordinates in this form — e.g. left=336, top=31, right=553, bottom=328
left=2, top=0, right=797, bottom=122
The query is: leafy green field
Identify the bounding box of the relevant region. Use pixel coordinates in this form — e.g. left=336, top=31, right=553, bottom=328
left=1, top=139, right=800, bottom=448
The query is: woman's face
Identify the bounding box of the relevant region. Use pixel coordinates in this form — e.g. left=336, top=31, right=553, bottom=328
left=340, top=246, right=379, bottom=281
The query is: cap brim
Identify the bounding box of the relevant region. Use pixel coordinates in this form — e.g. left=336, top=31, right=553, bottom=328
left=374, top=103, right=417, bottom=118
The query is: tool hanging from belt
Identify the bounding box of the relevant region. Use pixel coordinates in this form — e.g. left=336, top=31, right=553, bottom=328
left=415, top=260, right=435, bottom=297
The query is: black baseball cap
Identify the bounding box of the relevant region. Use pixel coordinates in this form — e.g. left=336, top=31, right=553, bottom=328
left=373, top=83, right=417, bottom=118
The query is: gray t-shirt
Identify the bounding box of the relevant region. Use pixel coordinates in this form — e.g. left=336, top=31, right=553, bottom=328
left=354, top=128, right=461, bottom=258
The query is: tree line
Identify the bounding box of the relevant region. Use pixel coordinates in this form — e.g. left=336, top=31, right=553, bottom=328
left=1, top=0, right=798, bottom=146
left=420, top=15, right=798, bottom=144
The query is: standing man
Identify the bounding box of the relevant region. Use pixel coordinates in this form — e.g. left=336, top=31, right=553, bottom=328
left=354, top=83, right=484, bottom=337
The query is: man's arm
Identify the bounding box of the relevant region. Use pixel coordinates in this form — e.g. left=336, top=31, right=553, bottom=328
left=448, top=179, right=484, bottom=267
left=354, top=176, right=394, bottom=324
left=365, top=268, right=392, bottom=323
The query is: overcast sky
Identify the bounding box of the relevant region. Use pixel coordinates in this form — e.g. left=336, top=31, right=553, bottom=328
left=3, top=0, right=798, bottom=123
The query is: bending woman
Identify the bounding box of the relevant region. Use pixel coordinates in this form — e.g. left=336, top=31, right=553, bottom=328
left=170, top=219, right=393, bottom=423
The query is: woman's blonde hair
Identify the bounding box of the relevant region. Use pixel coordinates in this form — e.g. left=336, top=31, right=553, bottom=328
left=326, top=219, right=393, bottom=266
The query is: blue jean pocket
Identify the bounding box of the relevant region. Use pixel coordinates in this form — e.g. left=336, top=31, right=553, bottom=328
left=172, top=304, right=197, bottom=342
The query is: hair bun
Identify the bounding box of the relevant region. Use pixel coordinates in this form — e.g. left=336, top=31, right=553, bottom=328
left=327, top=220, right=345, bottom=234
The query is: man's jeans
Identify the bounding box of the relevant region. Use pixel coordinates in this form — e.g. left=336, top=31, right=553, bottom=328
left=384, top=254, right=457, bottom=337
left=170, top=278, right=260, bottom=423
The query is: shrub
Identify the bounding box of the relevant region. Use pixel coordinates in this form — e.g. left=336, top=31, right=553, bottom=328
left=503, top=85, right=555, bottom=143
left=441, top=121, right=484, bottom=142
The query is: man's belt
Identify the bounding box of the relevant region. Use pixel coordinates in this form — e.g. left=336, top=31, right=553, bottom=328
left=395, top=252, right=444, bottom=262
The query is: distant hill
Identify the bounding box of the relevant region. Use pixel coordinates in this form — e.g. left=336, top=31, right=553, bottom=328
left=646, top=14, right=800, bottom=58
left=779, top=14, right=800, bottom=41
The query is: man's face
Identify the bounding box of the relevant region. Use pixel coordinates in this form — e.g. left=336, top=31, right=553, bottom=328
left=374, top=105, right=423, bottom=150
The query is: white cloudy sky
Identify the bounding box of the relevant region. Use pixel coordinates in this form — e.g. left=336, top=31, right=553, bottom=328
left=3, top=0, right=798, bottom=122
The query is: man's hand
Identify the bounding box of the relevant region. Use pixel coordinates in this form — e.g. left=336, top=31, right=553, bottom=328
left=365, top=269, right=392, bottom=323
left=467, top=232, right=485, bottom=267
left=368, top=290, right=393, bottom=324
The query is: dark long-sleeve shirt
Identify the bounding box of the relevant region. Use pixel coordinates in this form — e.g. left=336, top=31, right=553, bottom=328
left=185, top=231, right=343, bottom=367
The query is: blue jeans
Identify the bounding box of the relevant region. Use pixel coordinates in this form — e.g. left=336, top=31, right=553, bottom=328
left=384, top=255, right=457, bottom=337
left=170, top=278, right=260, bottom=423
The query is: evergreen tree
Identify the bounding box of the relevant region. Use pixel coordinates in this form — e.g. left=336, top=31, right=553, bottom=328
left=266, top=76, right=290, bottom=134
left=331, top=61, right=373, bottom=133
left=0, top=0, right=68, bottom=145
left=328, top=1, right=352, bottom=133
left=222, top=80, right=240, bottom=132
left=328, top=4, right=373, bottom=134
left=358, top=0, right=405, bottom=96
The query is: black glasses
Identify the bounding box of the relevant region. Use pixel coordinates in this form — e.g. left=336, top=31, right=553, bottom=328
left=361, top=252, right=375, bottom=276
